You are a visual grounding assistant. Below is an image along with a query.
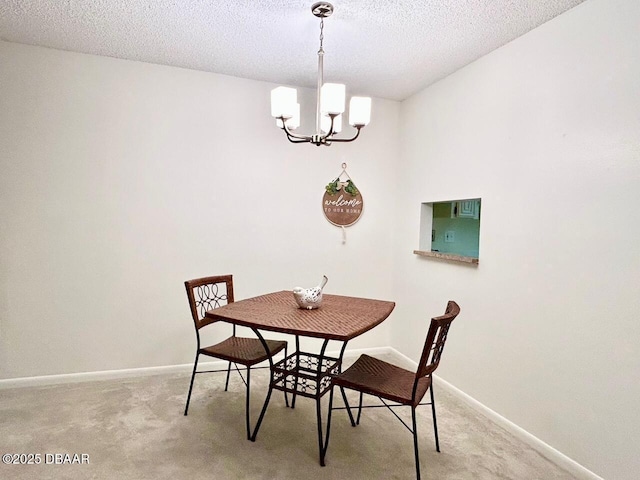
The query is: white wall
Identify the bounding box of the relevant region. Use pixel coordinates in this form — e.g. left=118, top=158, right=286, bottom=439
left=0, top=41, right=399, bottom=378
left=392, top=0, right=640, bottom=479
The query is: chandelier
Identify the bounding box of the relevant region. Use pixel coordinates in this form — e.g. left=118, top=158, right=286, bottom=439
left=270, top=2, right=372, bottom=146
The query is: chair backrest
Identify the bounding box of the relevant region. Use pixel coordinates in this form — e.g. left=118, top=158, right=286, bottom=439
left=415, top=301, right=460, bottom=379
left=184, top=275, right=234, bottom=331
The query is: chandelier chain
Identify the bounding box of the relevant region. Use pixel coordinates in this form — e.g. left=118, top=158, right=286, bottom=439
left=319, top=18, right=324, bottom=49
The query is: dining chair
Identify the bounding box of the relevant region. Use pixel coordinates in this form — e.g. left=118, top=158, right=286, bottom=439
left=326, top=300, right=460, bottom=480
left=183, top=275, right=288, bottom=440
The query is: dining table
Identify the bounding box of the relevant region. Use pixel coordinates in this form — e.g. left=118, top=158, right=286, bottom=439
left=204, top=289, right=395, bottom=466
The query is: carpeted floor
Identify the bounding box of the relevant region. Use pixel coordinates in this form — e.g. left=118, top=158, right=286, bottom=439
left=1, top=354, right=579, bottom=480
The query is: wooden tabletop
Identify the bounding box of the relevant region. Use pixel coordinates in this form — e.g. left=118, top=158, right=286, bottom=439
left=204, top=290, right=395, bottom=341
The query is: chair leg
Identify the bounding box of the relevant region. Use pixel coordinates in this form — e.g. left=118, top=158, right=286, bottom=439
left=184, top=353, right=199, bottom=416
left=412, top=406, right=421, bottom=480
left=224, top=360, right=232, bottom=391
left=356, top=391, right=364, bottom=425
left=429, top=384, right=440, bottom=452
left=339, top=386, right=356, bottom=427
left=245, top=367, right=252, bottom=440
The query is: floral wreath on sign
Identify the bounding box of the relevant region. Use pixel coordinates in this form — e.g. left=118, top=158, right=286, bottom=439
left=322, top=163, right=364, bottom=243
left=325, top=178, right=359, bottom=196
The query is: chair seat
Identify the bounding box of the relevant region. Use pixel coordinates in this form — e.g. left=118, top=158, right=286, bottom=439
left=333, top=354, right=430, bottom=406
left=201, top=336, right=287, bottom=367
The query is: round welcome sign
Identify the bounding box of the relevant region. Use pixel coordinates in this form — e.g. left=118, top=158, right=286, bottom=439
left=322, top=175, right=364, bottom=227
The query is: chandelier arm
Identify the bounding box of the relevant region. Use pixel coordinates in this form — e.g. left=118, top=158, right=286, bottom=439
left=285, top=131, right=313, bottom=143
left=324, top=114, right=336, bottom=137
left=284, top=127, right=312, bottom=143
left=284, top=129, right=313, bottom=141
left=278, top=117, right=314, bottom=142
left=286, top=135, right=312, bottom=144
left=324, top=126, right=363, bottom=143
left=283, top=129, right=313, bottom=143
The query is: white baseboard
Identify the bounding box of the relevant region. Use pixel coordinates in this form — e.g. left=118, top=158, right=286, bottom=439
left=387, top=348, right=604, bottom=480
left=0, top=362, right=197, bottom=389
left=0, top=346, right=393, bottom=390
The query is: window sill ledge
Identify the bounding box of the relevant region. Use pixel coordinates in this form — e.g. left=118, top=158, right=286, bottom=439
left=413, top=250, right=479, bottom=265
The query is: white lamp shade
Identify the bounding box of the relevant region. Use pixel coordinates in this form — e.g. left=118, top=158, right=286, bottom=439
left=349, top=96, right=371, bottom=126
left=276, top=103, right=300, bottom=130
left=271, top=86, right=297, bottom=119
left=321, top=114, right=342, bottom=133
left=320, top=83, right=346, bottom=115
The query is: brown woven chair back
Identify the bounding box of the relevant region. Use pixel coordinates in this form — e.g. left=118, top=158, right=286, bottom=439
left=415, top=300, right=460, bottom=379
left=184, top=275, right=235, bottom=330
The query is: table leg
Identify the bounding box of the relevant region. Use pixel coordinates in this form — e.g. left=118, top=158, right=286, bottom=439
left=291, top=335, right=300, bottom=409
left=316, top=339, right=352, bottom=466
left=318, top=379, right=335, bottom=466
left=316, top=338, right=330, bottom=466
left=248, top=328, right=275, bottom=442
left=321, top=340, right=350, bottom=465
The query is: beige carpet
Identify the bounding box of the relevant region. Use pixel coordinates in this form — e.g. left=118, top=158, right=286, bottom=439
left=1, top=356, right=579, bottom=480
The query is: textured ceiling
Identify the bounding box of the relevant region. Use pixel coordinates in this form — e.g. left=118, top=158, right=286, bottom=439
left=0, top=0, right=585, bottom=101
